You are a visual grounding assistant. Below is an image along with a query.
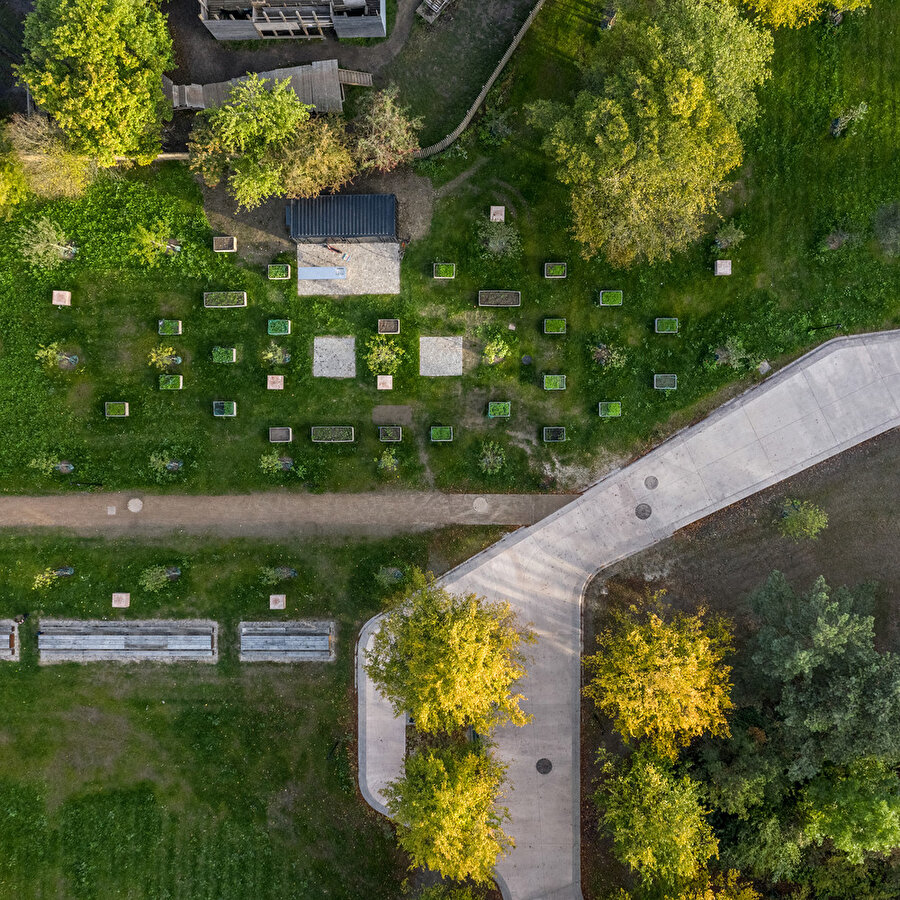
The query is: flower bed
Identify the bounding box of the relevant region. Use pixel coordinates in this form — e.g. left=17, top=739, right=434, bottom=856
left=159, top=374, right=183, bottom=391
left=543, top=426, right=567, bottom=442
left=598, top=290, right=623, bottom=307
left=544, top=375, right=566, bottom=391
left=105, top=401, right=129, bottom=418
left=268, top=319, right=291, bottom=336
left=378, top=318, right=401, bottom=335
left=213, top=236, right=236, bottom=252
left=543, top=318, right=566, bottom=335
left=655, top=317, right=679, bottom=334
left=478, top=290, right=521, bottom=307
left=654, top=374, right=678, bottom=390
left=488, top=401, right=511, bottom=418
left=379, top=425, right=402, bottom=442
left=158, top=319, right=182, bottom=336
left=213, top=400, right=237, bottom=417
left=203, top=291, right=247, bottom=308
left=212, top=346, right=237, bottom=363
left=433, top=263, right=456, bottom=279
left=430, top=426, right=453, bottom=442
left=544, top=262, right=567, bottom=279
left=268, top=263, right=291, bottom=280
left=598, top=401, right=622, bottom=417
left=311, top=425, right=354, bottom=443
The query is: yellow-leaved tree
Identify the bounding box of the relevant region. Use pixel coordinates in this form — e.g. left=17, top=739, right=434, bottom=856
left=743, top=0, right=870, bottom=28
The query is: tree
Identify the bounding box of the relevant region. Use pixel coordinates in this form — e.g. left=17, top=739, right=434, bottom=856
left=384, top=745, right=512, bottom=883
left=0, top=139, right=27, bottom=220
left=584, top=594, right=734, bottom=757
left=17, top=0, right=173, bottom=164
left=741, top=0, right=870, bottom=29
left=189, top=75, right=354, bottom=209
left=679, top=871, right=762, bottom=900
left=353, top=85, right=422, bottom=172
left=777, top=498, right=828, bottom=540
left=365, top=570, right=535, bottom=735
left=365, top=334, right=405, bottom=375
left=750, top=573, right=900, bottom=780
left=18, top=216, right=72, bottom=268
left=531, top=53, right=742, bottom=266
left=597, top=747, right=718, bottom=888
left=131, top=219, right=175, bottom=266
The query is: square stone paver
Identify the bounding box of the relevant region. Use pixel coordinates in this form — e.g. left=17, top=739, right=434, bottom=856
left=377, top=375, right=393, bottom=390
left=420, top=336, right=463, bottom=377
left=267, top=375, right=284, bottom=390
left=313, top=336, right=356, bottom=378
left=269, top=594, right=286, bottom=610
left=52, top=290, right=71, bottom=306
left=490, top=205, right=505, bottom=222
left=714, top=259, right=732, bottom=276
left=112, top=592, right=130, bottom=608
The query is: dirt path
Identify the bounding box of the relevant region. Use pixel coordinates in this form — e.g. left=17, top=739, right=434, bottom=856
left=435, top=156, right=489, bottom=199
left=0, top=490, right=571, bottom=537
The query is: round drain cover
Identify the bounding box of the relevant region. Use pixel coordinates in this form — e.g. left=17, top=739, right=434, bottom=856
left=536, top=758, right=552, bottom=775
left=127, top=498, right=143, bottom=513
left=473, top=497, right=489, bottom=513
left=521, top=355, right=533, bottom=366
left=644, top=476, right=659, bottom=490
left=635, top=503, right=652, bottom=520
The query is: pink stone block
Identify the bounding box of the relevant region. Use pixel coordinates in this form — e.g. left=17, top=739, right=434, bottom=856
left=267, top=375, right=285, bottom=390
left=52, top=290, right=72, bottom=307
left=269, top=594, right=286, bottom=610
left=376, top=375, right=393, bottom=390
left=490, top=206, right=505, bottom=222
left=112, top=592, right=130, bottom=608
left=714, top=259, right=732, bottom=276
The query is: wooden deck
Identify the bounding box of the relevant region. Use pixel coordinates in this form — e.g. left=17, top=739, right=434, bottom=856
left=0, top=621, right=19, bottom=662
left=239, top=621, right=335, bottom=662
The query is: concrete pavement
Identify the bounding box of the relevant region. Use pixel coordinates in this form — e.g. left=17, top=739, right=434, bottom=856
left=357, top=331, right=900, bottom=900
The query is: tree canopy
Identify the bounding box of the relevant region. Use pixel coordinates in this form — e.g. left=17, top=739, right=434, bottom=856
left=0, top=140, right=26, bottom=220
left=366, top=571, right=534, bottom=735
left=352, top=85, right=422, bottom=172
left=742, top=0, right=870, bottom=29
left=584, top=595, right=734, bottom=757
left=17, top=0, right=173, bottom=165
left=384, top=744, right=511, bottom=883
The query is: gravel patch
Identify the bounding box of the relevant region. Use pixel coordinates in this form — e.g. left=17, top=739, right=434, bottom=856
left=420, top=336, right=463, bottom=376
left=313, top=336, right=357, bottom=378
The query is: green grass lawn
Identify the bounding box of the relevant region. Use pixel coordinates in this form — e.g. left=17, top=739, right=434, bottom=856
left=0, top=525, right=504, bottom=898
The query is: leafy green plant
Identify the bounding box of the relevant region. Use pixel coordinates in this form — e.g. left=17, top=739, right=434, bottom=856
left=590, top=342, right=627, bottom=369
left=139, top=565, right=170, bottom=594
left=147, top=450, right=187, bottom=483
left=365, top=335, right=405, bottom=375
left=261, top=341, right=290, bottom=365
left=18, top=215, right=73, bottom=268
left=35, top=342, right=63, bottom=369
left=377, top=447, right=400, bottom=476
left=28, top=452, right=58, bottom=476
left=479, top=441, right=506, bottom=475
left=476, top=219, right=521, bottom=259
left=148, top=345, right=177, bottom=370
left=715, top=221, right=746, bottom=250
left=32, top=567, right=59, bottom=590
left=778, top=499, right=828, bottom=540
left=482, top=337, right=510, bottom=365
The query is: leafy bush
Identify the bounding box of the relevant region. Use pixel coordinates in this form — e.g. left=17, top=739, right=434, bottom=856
left=482, top=336, right=510, bottom=365
left=138, top=566, right=170, bottom=594
left=715, top=221, right=746, bottom=250
left=377, top=447, right=399, bottom=476
left=778, top=498, right=828, bottom=540
left=28, top=452, right=58, bottom=476
left=476, top=219, right=521, bottom=259
left=261, top=341, right=290, bottom=365
left=479, top=441, right=506, bottom=475
left=35, top=342, right=63, bottom=369
left=365, top=335, right=405, bottom=375
left=32, top=567, right=59, bottom=590
left=147, top=449, right=187, bottom=483
left=18, top=215, right=73, bottom=268
left=148, top=345, right=177, bottom=370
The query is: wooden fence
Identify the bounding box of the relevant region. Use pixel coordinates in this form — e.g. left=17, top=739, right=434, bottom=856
left=412, top=0, right=548, bottom=159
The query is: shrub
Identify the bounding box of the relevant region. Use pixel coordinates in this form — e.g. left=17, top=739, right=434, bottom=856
left=479, top=441, right=506, bottom=475
left=715, top=221, right=745, bottom=250
left=0, top=141, right=27, bottom=219
left=139, top=565, right=170, bottom=593
left=831, top=102, right=868, bottom=137
left=148, top=345, right=177, bottom=370
left=28, top=452, right=58, bottom=476
left=35, top=342, right=63, bottom=369
left=365, top=335, right=405, bottom=375
left=482, top=337, right=510, bottom=365
left=778, top=499, right=828, bottom=541
left=147, top=450, right=187, bottom=483
left=875, top=203, right=900, bottom=257
left=18, top=215, right=73, bottom=268
left=260, top=450, right=306, bottom=479
left=377, top=447, right=400, bottom=476
left=261, top=341, right=290, bottom=365
left=259, top=566, right=285, bottom=586
left=717, top=336, right=759, bottom=370
left=33, top=567, right=59, bottom=590
left=476, top=219, right=521, bottom=259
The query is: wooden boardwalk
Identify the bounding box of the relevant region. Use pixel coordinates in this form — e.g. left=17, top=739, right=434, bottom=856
left=239, top=621, right=336, bottom=662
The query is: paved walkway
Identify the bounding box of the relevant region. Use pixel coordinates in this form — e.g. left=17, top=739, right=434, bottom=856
left=357, top=331, right=900, bottom=900
left=0, top=492, right=570, bottom=536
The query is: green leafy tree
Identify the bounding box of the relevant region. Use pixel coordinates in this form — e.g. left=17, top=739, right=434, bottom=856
left=33, top=567, right=59, bottom=590
left=148, top=345, right=177, bottom=370
left=365, top=570, right=535, bottom=735
left=131, top=219, right=174, bottom=266
left=679, top=870, right=762, bottom=900
left=17, top=0, right=173, bottom=164
left=365, top=334, right=405, bottom=375
left=0, top=139, right=27, bottom=219
left=281, top=117, right=355, bottom=199
left=597, top=747, right=718, bottom=888
left=138, top=566, right=170, bottom=594
left=384, top=744, right=512, bottom=883
left=584, top=594, right=734, bottom=757
left=777, top=498, right=828, bottom=540
left=18, top=215, right=72, bottom=268
left=482, top=336, right=510, bottom=365
left=742, top=0, right=870, bottom=28
left=353, top=85, right=422, bottom=172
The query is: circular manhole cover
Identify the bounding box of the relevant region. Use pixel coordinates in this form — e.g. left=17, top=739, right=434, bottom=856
left=521, top=355, right=533, bottom=366
left=127, top=498, right=143, bottom=513
left=536, top=758, right=552, bottom=775
left=644, top=476, right=659, bottom=490
left=473, top=497, right=489, bottom=513
left=635, top=503, right=652, bottom=520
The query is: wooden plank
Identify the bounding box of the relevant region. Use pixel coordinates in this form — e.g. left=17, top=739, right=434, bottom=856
left=242, top=635, right=330, bottom=651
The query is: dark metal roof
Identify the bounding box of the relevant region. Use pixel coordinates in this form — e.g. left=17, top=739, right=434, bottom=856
left=286, top=194, right=397, bottom=242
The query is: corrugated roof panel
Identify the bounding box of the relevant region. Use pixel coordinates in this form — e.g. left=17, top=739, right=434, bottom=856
left=287, top=194, right=396, bottom=241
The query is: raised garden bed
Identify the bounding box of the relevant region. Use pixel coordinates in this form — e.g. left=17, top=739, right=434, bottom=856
left=379, top=426, right=402, bottom=442
left=433, top=263, right=456, bottom=279
left=212, top=346, right=237, bottom=363
left=213, top=400, right=237, bottom=417
left=158, top=319, right=182, bottom=336
left=430, top=426, right=453, bottom=442
left=268, top=319, right=291, bottom=335
left=488, top=401, right=511, bottom=418
left=104, top=401, right=129, bottom=418
left=598, top=401, right=622, bottom=417
left=203, top=291, right=247, bottom=308
left=655, top=317, right=679, bottom=334
left=311, top=425, right=354, bottom=443
left=544, top=375, right=566, bottom=391
left=654, top=374, right=678, bottom=391
left=544, top=318, right=566, bottom=335
left=598, top=290, right=623, bottom=307
left=213, top=236, right=236, bottom=253
left=544, top=262, right=567, bottom=279
left=478, top=290, right=521, bottom=308
left=378, top=318, right=400, bottom=334
left=269, top=426, right=293, bottom=443
left=543, top=426, right=567, bottom=442
left=159, top=374, right=183, bottom=391
left=267, top=263, right=291, bottom=280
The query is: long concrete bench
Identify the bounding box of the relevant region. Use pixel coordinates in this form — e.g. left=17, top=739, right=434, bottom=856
left=239, top=621, right=335, bottom=662
left=38, top=620, right=218, bottom=664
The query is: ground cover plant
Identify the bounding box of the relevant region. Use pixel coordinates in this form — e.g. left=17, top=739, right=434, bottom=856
left=0, top=526, right=505, bottom=899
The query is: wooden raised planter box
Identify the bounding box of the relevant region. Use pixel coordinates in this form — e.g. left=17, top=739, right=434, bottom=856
left=204, top=291, right=247, bottom=308
left=379, top=426, right=402, bottom=442
left=544, top=262, right=567, bottom=279
left=488, top=401, right=511, bottom=418
left=378, top=318, right=400, bottom=335
left=478, top=290, right=521, bottom=308
left=267, top=264, right=291, bottom=280
left=598, top=290, right=623, bottom=307
left=213, top=236, right=237, bottom=253
left=268, top=319, right=291, bottom=335
left=433, top=263, right=456, bottom=279
left=311, top=426, right=354, bottom=443
left=159, top=375, right=183, bottom=391
left=653, top=374, right=678, bottom=391
left=655, top=317, right=679, bottom=334
left=543, top=426, right=567, bottom=442
left=269, top=426, right=293, bottom=443
left=543, top=318, right=566, bottom=335
left=213, top=400, right=237, bottom=417
left=105, top=401, right=129, bottom=418
left=598, top=401, right=622, bottom=418
left=158, top=319, right=182, bottom=336
left=543, top=375, right=566, bottom=391
left=430, top=426, right=453, bottom=442
left=212, top=346, right=237, bottom=363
